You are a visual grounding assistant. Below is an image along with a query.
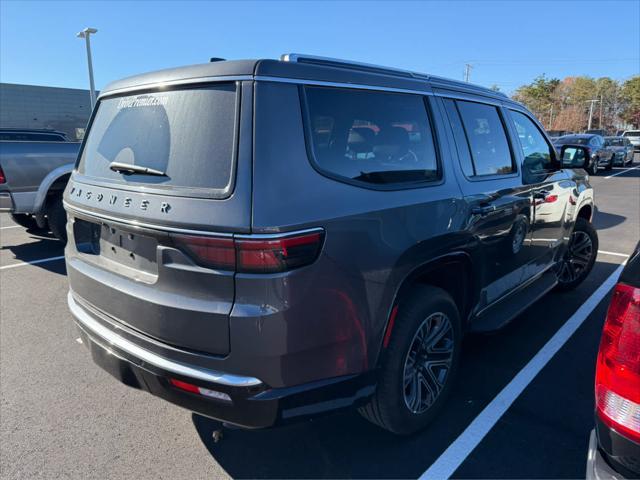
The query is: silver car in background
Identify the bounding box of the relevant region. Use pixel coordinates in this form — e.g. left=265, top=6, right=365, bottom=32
left=604, top=136, right=634, bottom=166
left=622, top=130, right=640, bottom=151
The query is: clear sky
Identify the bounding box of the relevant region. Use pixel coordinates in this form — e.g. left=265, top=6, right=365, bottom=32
left=1, top=0, right=639, bottom=94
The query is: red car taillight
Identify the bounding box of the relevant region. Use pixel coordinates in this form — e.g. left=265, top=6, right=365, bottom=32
left=170, top=230, right=324, bottom=273
left=0, top=166, right=6, bottom=184
left=595, top=282, right=640, bottom=444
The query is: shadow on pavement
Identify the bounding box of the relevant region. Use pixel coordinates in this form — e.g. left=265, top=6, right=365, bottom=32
left=1, top=232, right=66, bottom=275
left=191, top=259, right=622, bottom=479
left=592, top=209, right=626, bottom=230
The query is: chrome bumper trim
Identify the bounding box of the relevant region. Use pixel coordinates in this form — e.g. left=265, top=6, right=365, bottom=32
left=67, top=291, right=263, bottom=387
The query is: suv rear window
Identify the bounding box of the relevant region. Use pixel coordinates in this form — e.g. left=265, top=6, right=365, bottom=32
left=302, top=86, right=440, bottom=187
left=77, top=84, right=238, bottom=197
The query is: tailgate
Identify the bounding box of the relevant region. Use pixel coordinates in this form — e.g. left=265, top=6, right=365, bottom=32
left=64, top=80, right=253, bottom=356
left=67, top=212, right=234, bottom=355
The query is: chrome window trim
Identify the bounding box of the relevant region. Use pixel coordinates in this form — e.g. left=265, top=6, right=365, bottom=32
left=68, top=291, right=263, bottom=387
left=235, top=227, right=324, bottom=240
left=254, top=75, right=432, bottom=96
left=99, top=75, right=253, bottom=99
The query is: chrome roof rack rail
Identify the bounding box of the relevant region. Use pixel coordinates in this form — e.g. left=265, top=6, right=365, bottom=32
left=280, top=53, right=429, bottom=80
left=280, top=53, right=509, bottom=98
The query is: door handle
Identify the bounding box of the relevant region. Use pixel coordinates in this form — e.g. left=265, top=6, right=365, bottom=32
left=471, top=205, right=496, bottom=216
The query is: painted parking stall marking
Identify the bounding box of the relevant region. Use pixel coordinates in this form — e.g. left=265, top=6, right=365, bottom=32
left=598, top=250, right=630, bottom=258
left=0, top=255, right=65, bottom=271
left=604, top=165, right=640, bottom=179
left=420, top=262, right=626, bottom=480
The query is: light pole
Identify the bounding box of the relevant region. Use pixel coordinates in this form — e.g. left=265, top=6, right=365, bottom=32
left=77, top=27, right=98, bottom=109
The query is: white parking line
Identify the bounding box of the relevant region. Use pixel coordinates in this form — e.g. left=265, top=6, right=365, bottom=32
left=0, top=225, right=21, bottom=230
left=420, top=262, right=626, bottom=480
left=0, top=255, right=65, bottom=271
left=598, top=249, right=630, bottom=258
left=604, top=165, right=639, bottom=179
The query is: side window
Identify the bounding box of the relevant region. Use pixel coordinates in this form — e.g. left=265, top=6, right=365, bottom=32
left=455, top=101, right=514, bottom=176
left=509, top=110, right=556, bottom=184
left=442, top=99, right=474, bottom=177
left=302, top=86, right=440, bottom=186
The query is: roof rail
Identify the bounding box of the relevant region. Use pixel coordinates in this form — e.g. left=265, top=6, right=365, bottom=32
left=280, top=53, right=509, bottom=98
left=280, top=53, right=428, bottom=80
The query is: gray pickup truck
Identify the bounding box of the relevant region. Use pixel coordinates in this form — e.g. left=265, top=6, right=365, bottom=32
left=0, top=129, right=80, bottom=241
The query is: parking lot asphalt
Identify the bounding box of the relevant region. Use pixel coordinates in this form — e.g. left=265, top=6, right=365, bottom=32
left=1, top=159, right=638, bottom=479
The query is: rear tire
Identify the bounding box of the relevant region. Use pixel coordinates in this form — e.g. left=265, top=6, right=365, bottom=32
left=605, top=156, right=614, bottom=171
left=9, top=213, right=41, bottom=231
left=589, top=158, right=599, bottom=175
left=45, top=193, right=67, bottom=243
left=554, top=217, right=598, bottom=291
left=359, top=286, right=461, bottom=435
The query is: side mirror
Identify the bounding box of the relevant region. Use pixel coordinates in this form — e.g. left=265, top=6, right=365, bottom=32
left=560, top=145, right=590, bottom=169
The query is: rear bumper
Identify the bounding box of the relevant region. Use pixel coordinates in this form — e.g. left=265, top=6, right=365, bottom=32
left=68, top=291, right=375, bottom=429
left=586, top=429, right=626, bottom=479
left=0, top=192, right=14, bottom=212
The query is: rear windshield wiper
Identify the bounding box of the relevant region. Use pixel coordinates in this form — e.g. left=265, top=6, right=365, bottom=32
left=109, top=161, right=167, bottom=177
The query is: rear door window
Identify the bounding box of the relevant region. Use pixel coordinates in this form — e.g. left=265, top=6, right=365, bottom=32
left=455, top=101, right=515, bottom=176
left=302, top=86, right=440, bottom=187
left=77, top=84, right=238, bottom=198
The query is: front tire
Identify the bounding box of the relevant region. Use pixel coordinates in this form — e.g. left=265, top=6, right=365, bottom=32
left=554, top=217, right=598, bottom=291
left=359, top=286, right=461, bottom=435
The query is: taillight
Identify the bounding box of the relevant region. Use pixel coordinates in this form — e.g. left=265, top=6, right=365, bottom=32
left=0, top=166, right=5, bottom=184
left=595, top=282, right=640, bottom=444
left=170, top=230, right=324, bottom=273
left=173, top=235, right=236, bottom=270
left=236, top=232, right=323, bottom=273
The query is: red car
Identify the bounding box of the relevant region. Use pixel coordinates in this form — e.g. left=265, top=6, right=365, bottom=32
left=587, top=242, right=640, bottom=478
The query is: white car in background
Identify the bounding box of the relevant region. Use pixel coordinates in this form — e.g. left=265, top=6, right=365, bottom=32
left=622, top=130, right=640, bottom=151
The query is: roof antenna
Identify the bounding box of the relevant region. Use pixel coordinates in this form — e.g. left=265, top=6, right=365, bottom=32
left=210, top=57, right=226, bottom=63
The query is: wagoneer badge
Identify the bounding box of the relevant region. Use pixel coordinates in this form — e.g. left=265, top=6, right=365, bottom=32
left=69, top=185, right=171, bottom=214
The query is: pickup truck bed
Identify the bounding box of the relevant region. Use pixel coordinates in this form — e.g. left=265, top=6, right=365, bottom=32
left=0, top=140, right=80, bottom=240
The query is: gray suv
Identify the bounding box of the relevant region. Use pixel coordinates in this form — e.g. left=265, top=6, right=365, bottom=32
left=64, top=54, right=597, bottom=434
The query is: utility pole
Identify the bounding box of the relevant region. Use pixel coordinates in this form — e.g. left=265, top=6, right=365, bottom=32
left=599, top=94, right=603, bottom=129
left=586, top=99, right=599, bottom=131
left=77, top=27, right=98, bottom=109
left=548, top=104, right=554, bottom=129
left=464, top=63, right=473, bottom=83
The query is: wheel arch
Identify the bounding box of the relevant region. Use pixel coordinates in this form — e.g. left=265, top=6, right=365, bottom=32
left=376, top=251, right=477, bottom=365
left=33, top=164, right=73, bottom=214
left=577, top=203, right=593, bottom=222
